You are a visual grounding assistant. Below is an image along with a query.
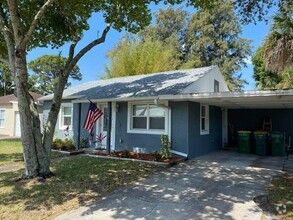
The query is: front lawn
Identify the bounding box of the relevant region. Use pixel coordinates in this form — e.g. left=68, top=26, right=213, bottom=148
left=0, top=141, right=23, bottom=166
left=267, top=174, right=293, bottom=219
left=0, top=156, right=159, bottom=220
left=0, top=141, right=68, bottom=167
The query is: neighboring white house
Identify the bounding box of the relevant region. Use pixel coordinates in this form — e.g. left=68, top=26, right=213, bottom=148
left=0, top=93, right=43, bottom=137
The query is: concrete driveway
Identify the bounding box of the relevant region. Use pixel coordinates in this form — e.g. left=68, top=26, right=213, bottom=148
left=55, top=151, right=285, bottom=220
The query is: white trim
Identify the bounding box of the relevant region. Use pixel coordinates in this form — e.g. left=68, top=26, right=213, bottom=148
left=59, top=103, right=73, bottom=130
left=127, top=101, right=169, bottom=135
left=69, top=89, right=293, bottom=102
left=111, top=102, right=116, bottom=151
left=14, top=111, right=21, bottom=136
left=0, top=109, right=5, bottom=128
left=200, top=104, right=209, bottom=135
left=96, top=103, right=116, bottom=150
left=171, top=150, right=187, bottom=157
left=167, top=101, right=171, bottom=141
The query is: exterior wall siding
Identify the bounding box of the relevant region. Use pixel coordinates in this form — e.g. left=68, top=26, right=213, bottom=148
left=114, top=101, right=222, bottom=158
left=188, top=102, right=222, bottom=158
left=43, top=100, right=98, bottom=147
left=169, top=101, right=189, bottom=155
left=228, top=109, right=293, bottom=142
left=43, top=100, right=74, bottom=140
left=115, top=102, right=161, bottom=152
left=0, top=104, right=14, bottom=136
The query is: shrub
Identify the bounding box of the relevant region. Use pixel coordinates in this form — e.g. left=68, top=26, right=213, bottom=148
left=52, top=138, right=76, bottom=151
left=80, top=137, right=89, bottom=148
left=63, top=138, right=75, bottom=151
left=121, top=150, right=130, bottom=158
left=160, top=135, right=172, bottom=159
left=52, top=138, right=63, bottom=150
left=151, top=151, right=162, bottom=161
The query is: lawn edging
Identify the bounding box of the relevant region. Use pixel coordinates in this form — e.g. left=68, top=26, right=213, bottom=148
left=51, top=149, right=85, bottom=156
left=83, top=153, right=187, bottom=167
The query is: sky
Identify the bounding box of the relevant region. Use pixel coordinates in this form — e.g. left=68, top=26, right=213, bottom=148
left=26, top=3, right=277, bottom=91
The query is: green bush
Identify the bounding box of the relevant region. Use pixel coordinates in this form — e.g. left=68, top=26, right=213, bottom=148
left=151, top=151, right=162, bottom=161
left=52, top=138, right=76, bottom=151
left=160, top=135, right=172, bottom=159
left=52, top=138, right=63, bottom=150
left=63, top=138, right=75, bottom=151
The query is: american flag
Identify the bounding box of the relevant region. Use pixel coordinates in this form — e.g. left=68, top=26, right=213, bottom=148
left=83, top=102, right=103, bottom=136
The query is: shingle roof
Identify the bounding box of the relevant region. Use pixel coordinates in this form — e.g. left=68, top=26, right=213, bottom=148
left=40, top=66, right=216, bottom=101
left=0, top=92, right=42, bottom=104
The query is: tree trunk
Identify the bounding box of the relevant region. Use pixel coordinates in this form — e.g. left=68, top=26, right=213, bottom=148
left=15, top=49, right=52, bottom=178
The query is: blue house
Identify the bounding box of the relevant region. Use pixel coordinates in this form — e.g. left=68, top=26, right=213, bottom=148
left=40, top=66, right=293, bottom=158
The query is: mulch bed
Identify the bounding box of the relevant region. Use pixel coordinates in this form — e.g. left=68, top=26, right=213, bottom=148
left=94, top=151, right=184, bottom=163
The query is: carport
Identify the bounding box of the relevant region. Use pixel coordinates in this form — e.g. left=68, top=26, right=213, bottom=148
left=159, top=89, right=293, bottom=154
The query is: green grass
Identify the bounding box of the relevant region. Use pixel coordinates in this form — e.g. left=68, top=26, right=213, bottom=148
left=0, top=141, right=71, bottom=167
left=0, top=140, right=23, bottom=166
left=267, top=174, right=293, bottom=219
left=0, top=156, right=159, bottom=220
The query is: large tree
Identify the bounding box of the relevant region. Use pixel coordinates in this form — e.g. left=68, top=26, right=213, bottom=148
left=183, top=0, right=252, bottom=90
left=252, top=46, right=280, bottom=89
left=252, top=0, right=293, bottom=90
left=263, top=0, right=293, bottom=74
left=0, top=0, right=282, bottom=179
left=112, top=3, right=252, bottom=90
left=105, top=36, right=180, bottom=78
left=28, top=55, right=82, bottom=95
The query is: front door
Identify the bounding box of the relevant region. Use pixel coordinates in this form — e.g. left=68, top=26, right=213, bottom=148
left=15, top=112, right=21, bottom=137
left=97, top=106, right=108, bottom=147
left=97, top=104, right=116, bottom=150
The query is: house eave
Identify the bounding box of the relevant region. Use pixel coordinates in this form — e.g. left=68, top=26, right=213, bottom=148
left=158, top=89, right=293, bottom=109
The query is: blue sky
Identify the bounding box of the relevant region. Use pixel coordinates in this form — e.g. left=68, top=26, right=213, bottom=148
left=27, top=4, right=277, bottom=91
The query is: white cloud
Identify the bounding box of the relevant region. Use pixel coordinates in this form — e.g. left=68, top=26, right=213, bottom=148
left=244, top=56, right=252, bottom=65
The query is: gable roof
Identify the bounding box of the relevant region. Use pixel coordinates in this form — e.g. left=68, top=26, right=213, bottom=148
left=0, top=92, right=43, bottom=104
left=40, top=66, right=218, bottom=101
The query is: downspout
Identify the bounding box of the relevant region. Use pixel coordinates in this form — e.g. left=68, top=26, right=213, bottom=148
left=106, top=101, right=112, bottom=153
left=77, top=103, right=81, bottom=149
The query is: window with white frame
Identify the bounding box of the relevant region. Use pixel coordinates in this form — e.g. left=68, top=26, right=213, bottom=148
left=214, top=80, right=219, bottom=92
left=59, top=104, right=72, bottom=129
left=128, top=103, right=167, bottom=134
left=200, top=104, right=209, bottom=135
left=0, top=109, right=5, bottom=128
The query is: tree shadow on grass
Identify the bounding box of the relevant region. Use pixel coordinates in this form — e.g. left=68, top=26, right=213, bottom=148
left=0, top=153, right=24, bottom=165
left=0, top=156, right=159, bottom=219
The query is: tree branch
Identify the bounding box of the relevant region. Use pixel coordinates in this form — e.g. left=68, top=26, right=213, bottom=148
left=0, top=3, right=15, bottom=73
left=0, top=57, right=9, bottom=65
left=7, top=0, right=23, bottom=45
left=69, top=25, right=111, bottom=70
left=67, top=36, right=81, bottom=64
left=22, top=0, right=56, bottom=48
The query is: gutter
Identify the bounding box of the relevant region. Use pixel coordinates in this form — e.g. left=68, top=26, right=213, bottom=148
left=40, top=89, right=293, bottom=104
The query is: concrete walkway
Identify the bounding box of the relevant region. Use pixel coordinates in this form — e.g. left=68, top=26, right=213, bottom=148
left=55, top=151, right=287, bottom=220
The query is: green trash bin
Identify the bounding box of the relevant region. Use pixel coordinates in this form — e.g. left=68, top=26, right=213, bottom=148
left=238, top=131, right=251, bottom=153
left=254, top=131, right=267, bottom=156
left=271, top=132, right=285, bottom=156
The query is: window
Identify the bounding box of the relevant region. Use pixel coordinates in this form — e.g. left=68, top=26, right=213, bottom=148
left=59, top=104, right=72, bottom=129
left=128, top=103, right=167, bottom=134
left=102, top=107, right=108, bottom=131
left=0, top=109, right=5, bottom=128
left=200, top=104, right=209, bottom=135
left=214, top=80, right=219, bottom=92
